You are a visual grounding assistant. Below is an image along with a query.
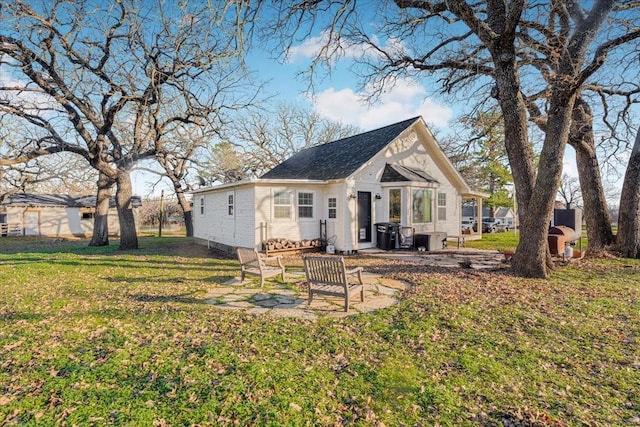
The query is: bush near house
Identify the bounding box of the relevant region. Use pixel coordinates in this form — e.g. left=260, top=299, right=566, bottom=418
left=0, top=237, right=638, bottom=426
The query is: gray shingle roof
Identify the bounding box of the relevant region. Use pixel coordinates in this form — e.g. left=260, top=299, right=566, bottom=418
left=380, top=163, right=438, bottom=183
left=260, top=117, right=420, bottom=180
left=1, top=193, right=142, bottom=208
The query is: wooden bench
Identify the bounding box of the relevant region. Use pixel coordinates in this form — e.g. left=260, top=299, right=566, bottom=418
left=302, top=255, right=365, bottom=312
left=236, top=247, right=285, bottom=287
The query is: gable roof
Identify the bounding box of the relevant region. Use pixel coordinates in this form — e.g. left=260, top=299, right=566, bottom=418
left=1, top=193, right=142, bottom=208
left=494, top=207, right=515, bottom=218
left=260, top=117, right=420, bottom=180
left=380, top=163, right=439, bottom=183
left=462, top=206, right=514, bottom=218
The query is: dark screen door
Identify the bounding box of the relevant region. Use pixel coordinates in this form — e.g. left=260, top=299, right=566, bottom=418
left=357, top=191, right=372, bottom=242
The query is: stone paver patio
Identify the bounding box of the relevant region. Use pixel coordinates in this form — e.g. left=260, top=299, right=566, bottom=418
left=204, top=248, right=505, bottom=320
left=205, top=271, right=411, bottom=320
left=361, top=247, right=509, bottom=269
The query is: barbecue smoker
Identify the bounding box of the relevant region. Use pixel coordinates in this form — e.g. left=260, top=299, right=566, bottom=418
left=548, top=208, right=583, bottom=256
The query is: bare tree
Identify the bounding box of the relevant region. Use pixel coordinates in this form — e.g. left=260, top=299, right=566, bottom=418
left=224, top=103, right=360, bottom=177
left=557, top=174, right=582, bottom=210
left=257, top=0, right=640, bottom=277
left=520, top=23, right=639, bottom=256
left=1, top=119, right=96, bottom=199
left=149, top=66, right=260, bottom=237
left=137, top=197, right=183, bottom=228
left=0, top=0, right=251, bottom=248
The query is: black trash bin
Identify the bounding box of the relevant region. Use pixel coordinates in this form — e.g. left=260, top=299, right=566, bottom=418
left=375, top=223, right=390, bottom=249
left=375, top=222, right=399, bottom=250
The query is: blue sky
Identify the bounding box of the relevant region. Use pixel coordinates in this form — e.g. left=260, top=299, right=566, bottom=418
left=131, top=21, right=632, bottom=204
left=133, top=37, right=624, bottom=200
left=241, top=33, right=633, bottom=204
left=133, top=31, right=459, bottom=196
left=0, top=2, right=631, bottom=204
left=244, top=36, right=455, bottom=131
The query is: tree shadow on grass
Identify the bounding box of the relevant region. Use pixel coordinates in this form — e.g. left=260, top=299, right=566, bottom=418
left=0, top=236, right=232, bottom=260
left=0, top=311, right=46, bottom=322
left=104, top=274, right=237, bottom=285
left=129, top=291, right=212, bottom=305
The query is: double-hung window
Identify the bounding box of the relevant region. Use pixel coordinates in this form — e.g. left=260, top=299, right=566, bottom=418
left=328, top=197, right=337, bottom=219
left=298, top=192, right=314, bottom=219
left=274, top=191, right=291, bottom=219
left=227, top=193, right=234, bottom=216
left=437, top=192, right=446, bottom=221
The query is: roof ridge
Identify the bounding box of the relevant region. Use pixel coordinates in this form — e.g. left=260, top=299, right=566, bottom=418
left=261, top=116, right=422, bottom=181
left=321, top=116, right=420, bottom=146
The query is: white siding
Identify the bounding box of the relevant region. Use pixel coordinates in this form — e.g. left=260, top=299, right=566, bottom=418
left=255, top=184, right=329, bottom=244
left=193, top=183, right=343, bottom=250
left=193, top=186, right=256, bottom=249
left=5, top=206, right=126, bottom=237
left=350, top=128, right=463, bottom=240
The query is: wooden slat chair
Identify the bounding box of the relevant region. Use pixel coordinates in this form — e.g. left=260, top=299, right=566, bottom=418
left=236, top=247, right=286, bottom=287
left=302, top=255, right=365, bottom=312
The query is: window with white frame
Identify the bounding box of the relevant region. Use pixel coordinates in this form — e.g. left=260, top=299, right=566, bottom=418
left=412, top=189, right=432, bottom=223
left=389, top=189, right=401, bottom=223
left=328, top=197, right=337, bottom=219
left=227, top=193, right=234, bottom=216
left=199, top=197, right=205, bottom=215
left=298, top=192, right=314, bottom=219
left=274, top=191, right=291, bottom=219
left=437, top=192, right=447, bottom=221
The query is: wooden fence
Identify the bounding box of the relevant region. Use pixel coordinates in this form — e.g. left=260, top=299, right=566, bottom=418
left=1, top=223, right=22, bottom=236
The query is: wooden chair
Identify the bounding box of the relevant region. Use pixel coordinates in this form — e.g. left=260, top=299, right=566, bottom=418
left=236, top=247, right=285, bottom=287
left=302, top=255, right=365, bottom=312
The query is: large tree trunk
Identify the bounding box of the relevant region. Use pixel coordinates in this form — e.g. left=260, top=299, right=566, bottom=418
left=616, top=131, right=640, bottom=258
left=513, top=89, right=577, bottom=278
left=569, top=97, right=614, bottom=253
left=176, top=190, right=193, bottom=237
left=168, top=176, right=193, bottom=237
left=89, top=172, right=114, bottom=246
left=115, top=168, right=139, bottom=250
left=490, top=53, right=540, bottom=277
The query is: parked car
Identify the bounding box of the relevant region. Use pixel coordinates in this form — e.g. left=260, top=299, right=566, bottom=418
left=461, top=220, right=477, bottom=232
left=482, top=217, right=509, bottom=233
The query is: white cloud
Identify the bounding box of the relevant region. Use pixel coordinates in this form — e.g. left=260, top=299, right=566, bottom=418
left=286, top=30, right=366, bottom=63
left=286, top=31, right=405, bottom=64
left=311, top=77, right=452, bottom=130
left=0, top=66, right=58, bottom=112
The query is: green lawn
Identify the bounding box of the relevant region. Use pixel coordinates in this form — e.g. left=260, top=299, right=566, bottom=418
left=464, top=228, right=591, bottom=254
left=1, top=237, right=638, bottom=426
left=465, top=230, right=520, bottom=252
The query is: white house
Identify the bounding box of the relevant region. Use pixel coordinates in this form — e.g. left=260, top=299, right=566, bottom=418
left=192, top=117, right=486, bottom=254
left=0, top=193, right=141, bottom=237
